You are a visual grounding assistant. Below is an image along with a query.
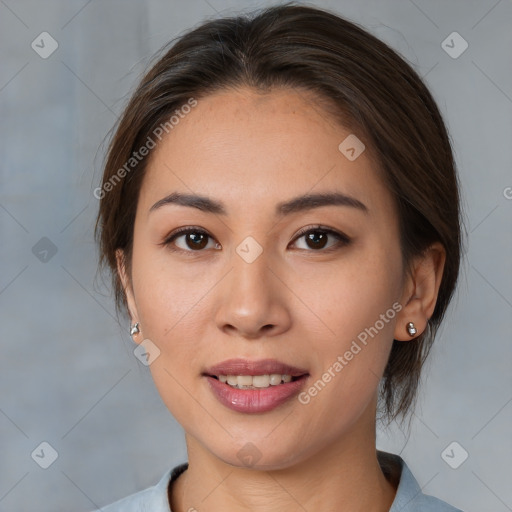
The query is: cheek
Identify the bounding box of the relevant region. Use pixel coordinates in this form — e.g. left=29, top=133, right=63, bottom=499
left=130, top=252, right=214, bottom=426
left=290, top=243, right=402, bottom=404
left=292, top=241, right=402, bottom=342
left=131, top=235, right=210, bottom=333
left=129, top=242, right=210, bottom=374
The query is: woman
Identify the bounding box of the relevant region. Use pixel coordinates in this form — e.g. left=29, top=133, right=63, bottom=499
left=93, top=3, right=464, bottom=511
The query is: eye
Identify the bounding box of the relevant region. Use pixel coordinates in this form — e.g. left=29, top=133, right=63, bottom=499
left=162, top=225, right=351, bottom=254
left=162, top=226, right=220, bottom=254
left=290, top=225, right=351, bottom=252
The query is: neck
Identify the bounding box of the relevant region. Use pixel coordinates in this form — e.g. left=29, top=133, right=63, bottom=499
left=170, top=404, right=397, bottom=512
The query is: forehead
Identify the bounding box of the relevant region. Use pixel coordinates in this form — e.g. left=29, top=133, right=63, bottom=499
left=139, top=87, right=394, bottom=219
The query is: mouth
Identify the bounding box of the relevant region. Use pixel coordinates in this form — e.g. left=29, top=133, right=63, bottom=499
left=203, top=358, right=309, bottom=384
left=206, top=373, right=306, bottom=389
left=202, top=358, right=310, bottom=413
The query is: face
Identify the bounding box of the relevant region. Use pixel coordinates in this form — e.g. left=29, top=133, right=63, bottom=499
left=120, top=87, right=408, bottom=469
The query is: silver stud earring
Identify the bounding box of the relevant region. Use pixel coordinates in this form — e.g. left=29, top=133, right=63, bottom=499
left=406, top=322, right=417, bottom=337
left=130, top=322, right=140, bottom=337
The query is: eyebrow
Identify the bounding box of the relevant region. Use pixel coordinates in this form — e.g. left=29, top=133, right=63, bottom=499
left=149, top=191, right=368, bottom=216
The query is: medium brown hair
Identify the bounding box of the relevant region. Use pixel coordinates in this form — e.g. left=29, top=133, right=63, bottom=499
left=95, top=3, right=463, bottom=423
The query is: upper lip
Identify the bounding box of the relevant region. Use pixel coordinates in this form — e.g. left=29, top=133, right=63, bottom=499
left=203, top=358, right=309, bottom=377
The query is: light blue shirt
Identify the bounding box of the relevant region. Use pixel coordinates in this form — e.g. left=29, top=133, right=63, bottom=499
left=92, top=451, right=463, bottom=511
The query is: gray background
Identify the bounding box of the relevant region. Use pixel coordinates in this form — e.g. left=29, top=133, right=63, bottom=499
left=0, top=1, right=511, bottom=511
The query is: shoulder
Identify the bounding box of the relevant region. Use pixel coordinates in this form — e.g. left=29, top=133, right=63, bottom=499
left=381, top=451, right=464, bottom=512
left=396, top=489, right=464, bottom=512
left=88, top=468, right=174, bottom=512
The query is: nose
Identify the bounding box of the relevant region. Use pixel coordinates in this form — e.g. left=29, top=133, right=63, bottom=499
left=213, top=245, right=292, bottom=339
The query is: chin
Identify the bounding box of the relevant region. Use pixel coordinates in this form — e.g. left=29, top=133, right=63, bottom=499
left=203, top=434, right=308, bottom=471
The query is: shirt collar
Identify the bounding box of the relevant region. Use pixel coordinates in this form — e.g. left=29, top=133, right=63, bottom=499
left=149, top=451, right=430, bottom=511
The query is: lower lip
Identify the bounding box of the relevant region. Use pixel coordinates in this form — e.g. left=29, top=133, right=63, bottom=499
left=205, top=375, right=308, bottom=414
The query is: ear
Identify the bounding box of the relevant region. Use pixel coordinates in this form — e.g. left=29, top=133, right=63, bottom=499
left=394, top=242, right=446, bottom=341
left=116, top=249, right=140, bottom=333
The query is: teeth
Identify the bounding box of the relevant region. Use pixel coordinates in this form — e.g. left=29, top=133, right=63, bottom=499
left=217, top=374, right=295, bottom=389
left=269, top=374, right=282, bottom=385
left=226, top=375, right=238, bottom=386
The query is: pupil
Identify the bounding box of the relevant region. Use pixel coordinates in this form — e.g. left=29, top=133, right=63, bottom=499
left=188, top=233, right=207, bottom=250
left=307, top=231, right=327, bottom=249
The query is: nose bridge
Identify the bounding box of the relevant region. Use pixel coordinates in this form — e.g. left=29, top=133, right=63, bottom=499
left=230, top=236, right=274, bottom=303
left=213, top=235, right=288, bottom=336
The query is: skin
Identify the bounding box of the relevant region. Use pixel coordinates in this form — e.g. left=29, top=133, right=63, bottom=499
left=117, top=87, right=446, bottom=512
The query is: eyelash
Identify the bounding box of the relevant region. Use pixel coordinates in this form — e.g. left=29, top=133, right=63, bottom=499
left=161, top=225, right=351, bottom=256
